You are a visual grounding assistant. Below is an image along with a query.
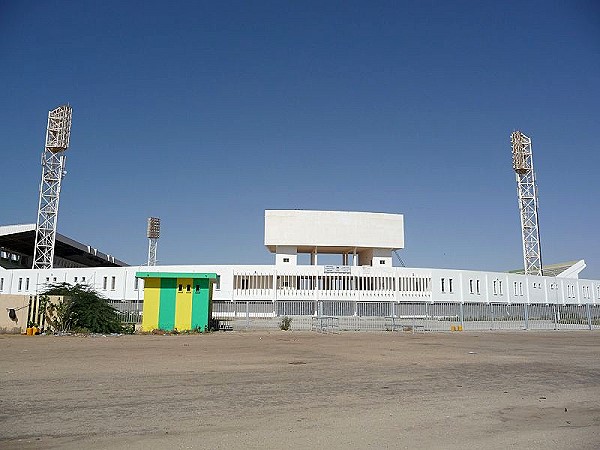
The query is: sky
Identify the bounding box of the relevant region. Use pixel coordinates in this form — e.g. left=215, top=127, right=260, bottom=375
left=1, top=0, right=599, bottom=278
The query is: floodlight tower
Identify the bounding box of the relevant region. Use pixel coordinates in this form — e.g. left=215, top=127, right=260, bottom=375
left=32, top=105, right=73, bottom=269
left=147, top=217, right=160, bottom=266
left=511, top=131, right=543, bottom=276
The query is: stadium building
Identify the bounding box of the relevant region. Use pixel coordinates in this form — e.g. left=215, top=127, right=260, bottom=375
left=3, top=106, right=597, bottom=332
left=1, top=210, right=599, bottom=333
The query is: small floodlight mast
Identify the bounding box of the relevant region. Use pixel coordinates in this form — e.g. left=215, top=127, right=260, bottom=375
left=147, top=217, right=160, bottom=266
left=511, top=131, right=543, bottom=276
left=32, top=105, right=73, bottom=269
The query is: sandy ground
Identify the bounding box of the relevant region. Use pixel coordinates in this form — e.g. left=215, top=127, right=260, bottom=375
left=0, top=331, right=599, bottom=449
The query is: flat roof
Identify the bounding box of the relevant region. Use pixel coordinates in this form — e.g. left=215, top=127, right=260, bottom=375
left=136, top=272, right=218, bottom=279
left=509, top=260, right=585, bottom=278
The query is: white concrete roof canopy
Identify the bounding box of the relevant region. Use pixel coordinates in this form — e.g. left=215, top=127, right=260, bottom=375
left=264, top=210, right=404, bottom=254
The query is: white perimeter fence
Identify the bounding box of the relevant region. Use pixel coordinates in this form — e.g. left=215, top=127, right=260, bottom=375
left=112, top=299, right=600, bottom=332
left=211, top=300, right=600, bottom=332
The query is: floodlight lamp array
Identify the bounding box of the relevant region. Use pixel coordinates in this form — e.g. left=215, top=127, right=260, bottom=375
left=511, top=130, right=532, bottom=174
left=147, top=217, right=161, bottom=239
left=46, top=105, right=72, bottom=152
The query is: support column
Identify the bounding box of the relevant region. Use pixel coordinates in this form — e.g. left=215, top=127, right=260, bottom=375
left=311, top=248, right=318, bottom=266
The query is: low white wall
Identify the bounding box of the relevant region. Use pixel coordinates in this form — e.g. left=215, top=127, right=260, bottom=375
left=1, top=265, right=599, bottom=306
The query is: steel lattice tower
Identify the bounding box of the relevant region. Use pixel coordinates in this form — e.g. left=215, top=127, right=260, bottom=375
left=32, top=105, right=73, bottom=269
left=511, top=131, right=543, bottom=276
left=147, top=217, right=160, bottom=266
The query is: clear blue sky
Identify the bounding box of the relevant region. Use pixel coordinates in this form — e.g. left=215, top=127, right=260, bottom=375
left=1, top=1, right=599, bottom=278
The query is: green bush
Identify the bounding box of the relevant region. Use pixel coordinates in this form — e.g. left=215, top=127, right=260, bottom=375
left=122, top=324, right=136, bottom=335
left=280, top=316, right=292, bottom=331
left=41, top=283, right=123, bottom=334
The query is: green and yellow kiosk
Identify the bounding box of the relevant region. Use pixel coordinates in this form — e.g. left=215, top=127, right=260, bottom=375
left=136, top=272, right=218, bottom=332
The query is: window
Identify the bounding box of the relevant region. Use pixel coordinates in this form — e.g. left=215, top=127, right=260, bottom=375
left=469, top=280, right=474, bottom=294
left=53, top=277, right=57, bottom=282
left=448, top=278, right=453, bottom=294
left=441, top=278, right=445, bottom=293
left=380, top=260, right=386, bottom=265
left=513, top=281, right=518, bottom=296
left=476, top=280, right=480, bottom=295
left=283, top=258, right=289, bottom=263
left=0, top=277, right=3, bottom=291
left=111, top=276, right=116, bottom=290
left=215, top=275, right=221, bottom=290
left=134, top=278, right=139, bottom=290
left=82, top=276, right=86, bottom=282
left=74, top=277, right=78, bottom=282
left=25, top=278, right=30, bottom=290
left=493, top=280, right=497, bottom=295
left=46, top=277, right=50, bottom=282
left=186, top=284, right=191, bottom=292
left=103, top=277, right=107, bottom=290
left=178, top=284, right=183, bottom=292
left=18, top=278, right=23, bottom=291
left=498, top=281, right=503, bottom=295
left=195, top=284, right=200, bottom=293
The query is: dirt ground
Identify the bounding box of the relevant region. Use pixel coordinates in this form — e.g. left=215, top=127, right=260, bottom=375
left=0, top=331, right=599, bottom=449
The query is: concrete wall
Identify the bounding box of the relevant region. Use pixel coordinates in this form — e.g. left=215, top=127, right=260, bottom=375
left=358, top=248, right=393, bottom=267
left=275, top=246, right=298, bottom=266
left=2, top=264, right=600, bottom=306
left=264, top=210, right=404, bottom=250
left=0, top=294, right=29, bottom=333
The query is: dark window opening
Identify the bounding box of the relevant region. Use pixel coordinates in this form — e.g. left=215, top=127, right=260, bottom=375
left=178, top=284, right=183, bottom=292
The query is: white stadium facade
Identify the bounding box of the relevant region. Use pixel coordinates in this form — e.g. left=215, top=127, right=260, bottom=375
left=1, top=210, right=599, bottom=332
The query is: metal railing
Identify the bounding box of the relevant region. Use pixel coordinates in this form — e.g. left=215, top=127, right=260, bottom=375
left=119, top=299, right=600, bottom=332
left=212, top=301, right=600, bottom=332
left=109, top=300, right=143, bottom=324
